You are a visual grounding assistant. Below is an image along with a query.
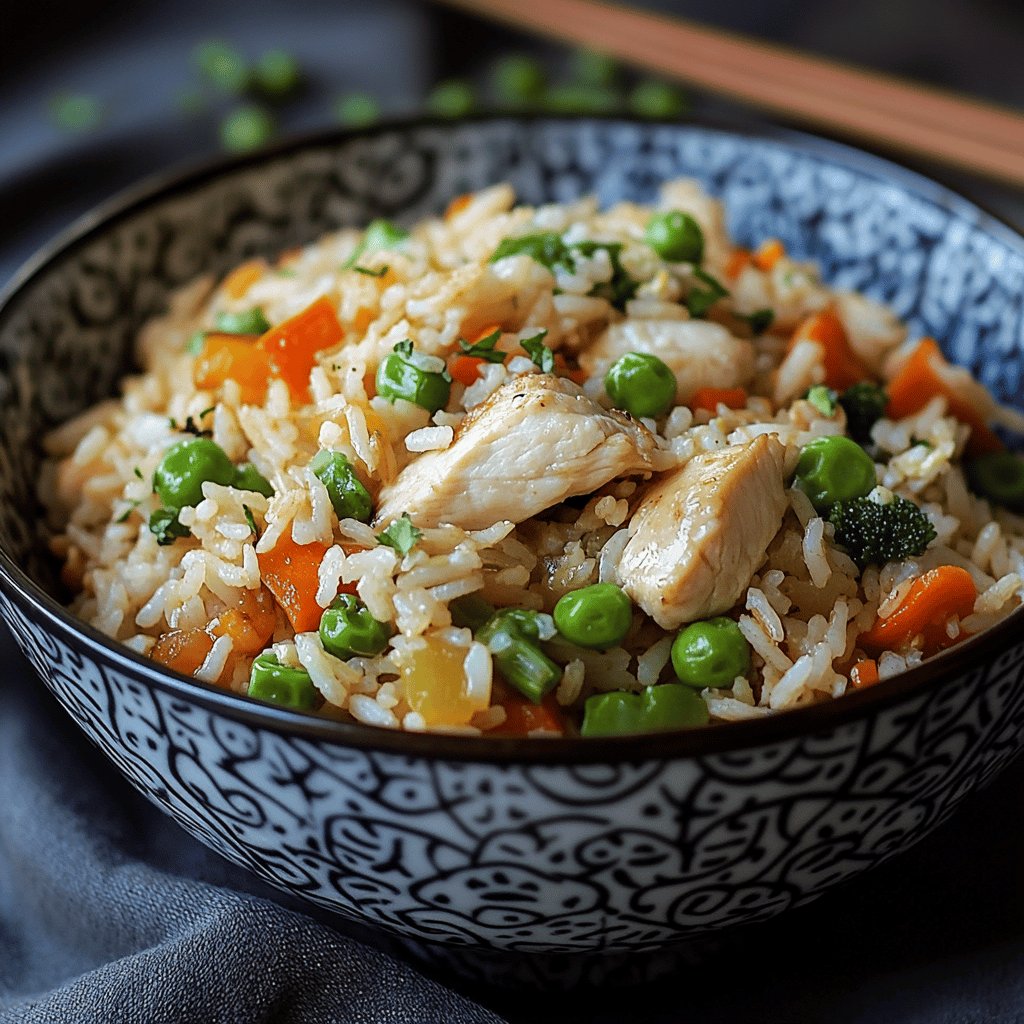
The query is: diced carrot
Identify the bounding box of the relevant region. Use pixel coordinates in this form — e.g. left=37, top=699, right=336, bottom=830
left=490, top=695, right=565, bottom=737
left=222, top=259, right=266, bottom=300
left=886, top=338, right=1004, bottom=456
left=724, top=248, right=752, bottom=280
left=690, top=386, right=748, bottom=413
left=151, top=627, right=216, bottom=679
left=257, top=296, right=344, bottom=404
left=553, top=352, right=587, bottom=385
left=257, top=536, right=334, bottom=633
left=753, top=238, right=785, bottom=272
left=211, top=586, right=278, bottom=657
left=445, top=193, right=473, bottom=219
left=787, top=309, right=869, bottom=391
left=859, top=565, right=977, bottom=657
left=352, top=307, right=375, bottom=333
left=193, top=333, right=271, bottom=404
left=450, top=354, right=486, bottom=387
left=849, top=658, right=880, bottom=690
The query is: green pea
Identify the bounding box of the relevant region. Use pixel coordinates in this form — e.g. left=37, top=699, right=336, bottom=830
left=581, top=684, right=709, bottom=737
left=335, top=93, right=380, bottom=127
left=794, top=435, right=877, bottom=511
left=249, top=651, right=319, bottom=710
left=491, top=55, right=546, bottom=105
left=309, top=449, right=373, bottom=522
left=541, top=84, right=620, bottom=115
left=253, top=50, right=302, bottom=98
left=604, top=352, right=676, bottom=418
left=233, top=462, right=274, bottom=497
left=644, top=210, right=704, bottom=263
left=629, top=80, right=689, bottom=120
left=671, top=617, right=751, bottom=689
left=220, top=105, right=275, bottom=153
left=214, top=307, right=271, bottom=335
left=427, top=80, right=475, bottom=118
left=319, top=595, right=391, bottom=660
left=153, top=438, right=235, bottom=510
left=193, top=40, right=250, bottom=94
left=553, top=583, right=633, bottom=649
left=376, top=341, right=451, bottom=413
left=966, top=452, right=1024, bottom=511
left=571, top=48, right=619, bottom=87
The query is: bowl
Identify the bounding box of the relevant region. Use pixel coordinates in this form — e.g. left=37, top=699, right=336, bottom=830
left=2, top=115, right=1024, bottom=987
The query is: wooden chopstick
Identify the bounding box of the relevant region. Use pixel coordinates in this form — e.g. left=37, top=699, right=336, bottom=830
left=439, top=0, right=1024, bottom=188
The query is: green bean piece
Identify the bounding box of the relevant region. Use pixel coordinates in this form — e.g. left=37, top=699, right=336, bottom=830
left=477, top=609, right=561, bottom=704
left=319, top=595, right=391, bottom=660
left=249, top=651, right=319, bottom=709
left=309, top=449, right=373, bottom=522
left=581, top=684, right=709, bottom=736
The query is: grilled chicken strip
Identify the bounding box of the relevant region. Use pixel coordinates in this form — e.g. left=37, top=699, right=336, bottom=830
left=579, top=319, right=756, bottom=403
left=374, top=374, right=661, bottom=530
left=617, top=435, right=788, bottom=629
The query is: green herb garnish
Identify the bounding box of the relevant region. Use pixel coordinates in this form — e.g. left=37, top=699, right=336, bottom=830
left=457, top=328, right=505, bottom=364
left=377, top=513, right=422, bottom=555
left=685, top=269, right=729, bottom=318
left=521, top=330, right=554, bottom=373
left=149, top=508, right=191, bottom=546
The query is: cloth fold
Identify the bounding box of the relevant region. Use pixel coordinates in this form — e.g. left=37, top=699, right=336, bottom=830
left=0, top=644, right=504, bottom=1024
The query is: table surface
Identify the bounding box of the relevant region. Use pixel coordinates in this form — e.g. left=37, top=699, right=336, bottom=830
left=3, top=3, right=1024, bottom=1020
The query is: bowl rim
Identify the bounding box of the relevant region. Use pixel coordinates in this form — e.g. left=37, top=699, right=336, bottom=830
left=2, top=110, right=1022, bottom=765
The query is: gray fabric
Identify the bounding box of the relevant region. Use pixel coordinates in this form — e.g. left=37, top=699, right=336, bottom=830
left=0, top=650, right=505, bottom=1024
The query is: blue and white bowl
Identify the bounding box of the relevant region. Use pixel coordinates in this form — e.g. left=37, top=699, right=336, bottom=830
left=1, top=116, right=1023, bottom=985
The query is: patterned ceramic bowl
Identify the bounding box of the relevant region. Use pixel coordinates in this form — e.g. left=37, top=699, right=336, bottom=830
left=2, top=117, right=1023, bottom=986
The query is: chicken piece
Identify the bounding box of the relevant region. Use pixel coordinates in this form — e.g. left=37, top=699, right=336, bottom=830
left=579, top=319, right=755, bottom=403
left=374, top=375, right=660, bottom=530
left=617, top=435, right=787, bottom=629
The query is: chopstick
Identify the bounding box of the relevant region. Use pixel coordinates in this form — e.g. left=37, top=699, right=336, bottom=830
left=439, top=0, right=1024, bottom=188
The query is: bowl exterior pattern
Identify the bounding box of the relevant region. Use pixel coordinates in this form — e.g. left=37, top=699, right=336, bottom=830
left=3, top=589, right=1024, bottom=954
left=2, top=118, right=1024, bottom=956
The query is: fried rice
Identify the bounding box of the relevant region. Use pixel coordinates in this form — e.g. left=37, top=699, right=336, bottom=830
left=40, top=179, right=1024, bottom=737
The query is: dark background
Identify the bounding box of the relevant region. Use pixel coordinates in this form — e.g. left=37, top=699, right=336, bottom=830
left=3, top=2, right=1024, bottom=1021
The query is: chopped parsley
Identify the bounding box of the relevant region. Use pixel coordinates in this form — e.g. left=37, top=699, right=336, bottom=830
left=242, top=504, right=259, bottom=538
left=133, top=467, right=144, bottom=480
left=458, top=328, right=506, bottom=364
left=115, top=500, right=141, bottom=524
left=377, top=513, right=422, bottom=555
left=169, top=410, right=213, bottom=438
left=739, top=308, right=775, bottom=334
left=805, top=385, right=838, bottom=417
left=685, top=269, right=729, bottom=318
left=520, top=330, right=554, bottom=372
left=490, top=234, right=639, bottom=311
left=342, top=219, right=409, bottom=270
left=149, top=508, right=191, bottom=546
left=352, top=264, right=389, bottom=277
left=187, top=331, right=207, bottom=356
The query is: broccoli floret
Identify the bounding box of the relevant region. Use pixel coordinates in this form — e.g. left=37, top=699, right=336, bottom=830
left=829, top=495, right=936, bottom=568
left=839, top=381, right=888, bottom=442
